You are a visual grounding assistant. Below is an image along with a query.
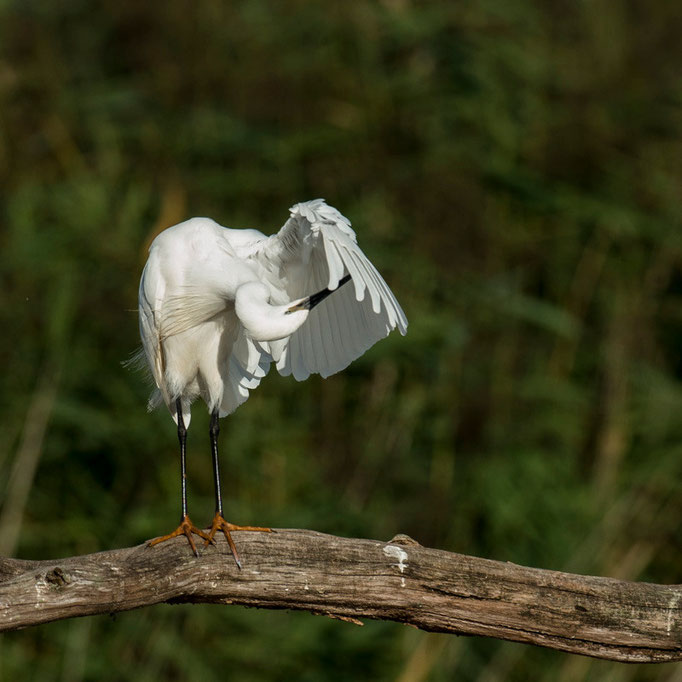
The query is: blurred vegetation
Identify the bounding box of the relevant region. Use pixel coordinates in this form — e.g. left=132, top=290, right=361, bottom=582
left=1, top=0, right=681, bottom=680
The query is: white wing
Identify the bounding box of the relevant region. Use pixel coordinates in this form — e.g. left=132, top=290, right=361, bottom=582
left=252, top=199, right=407, bottom=381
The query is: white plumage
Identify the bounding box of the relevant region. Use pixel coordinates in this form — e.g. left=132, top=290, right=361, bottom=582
left=138, top=199, right=407, bottom=564
left=139, top=198, right=407, bottom=425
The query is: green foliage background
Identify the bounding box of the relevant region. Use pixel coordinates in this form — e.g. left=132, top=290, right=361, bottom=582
left=1, top=1, right=681, bottom=679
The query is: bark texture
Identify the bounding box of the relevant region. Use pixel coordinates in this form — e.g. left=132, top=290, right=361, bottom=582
left=1, top=529, right=680, bottom=663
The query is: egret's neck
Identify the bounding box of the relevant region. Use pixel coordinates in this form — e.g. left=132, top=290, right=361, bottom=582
left=235, top=282, right=309, bottom=342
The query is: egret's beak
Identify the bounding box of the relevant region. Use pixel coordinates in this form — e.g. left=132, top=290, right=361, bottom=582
left=286, top=274, right=352, bottom=314
left=286, top=300, right=309, bottom=314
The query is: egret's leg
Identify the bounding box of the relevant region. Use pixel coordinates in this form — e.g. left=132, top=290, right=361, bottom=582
left=204, top=409, right=271, bottom=569
left=178, top=399, right=189, bottom=518
left=148, top=399, right=213, bottom=556
left=210, top=409, right=224, bottom=519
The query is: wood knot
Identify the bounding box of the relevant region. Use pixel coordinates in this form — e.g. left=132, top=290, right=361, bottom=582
left=388, top=534, right=421, bottom=547
left=45, top=567, right=70, bottom=587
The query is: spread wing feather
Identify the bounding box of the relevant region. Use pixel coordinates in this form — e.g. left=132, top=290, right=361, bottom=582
left=252, top=199, right=407, bottom=381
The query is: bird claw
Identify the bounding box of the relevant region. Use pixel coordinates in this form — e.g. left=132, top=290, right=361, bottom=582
left=204, top=512, right=272, bottom=569
left=148, top=515, right=214, bottom=557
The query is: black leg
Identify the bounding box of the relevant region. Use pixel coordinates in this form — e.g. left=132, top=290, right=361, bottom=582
left=207, top=409, right=241, bottom=567
left=204, top=409, right=271, bottom=568
left=148, top=399, right=213, bottom=555
left=209, top=409, right=223, bottom=518
left=177, top=398, right=189, bottom=520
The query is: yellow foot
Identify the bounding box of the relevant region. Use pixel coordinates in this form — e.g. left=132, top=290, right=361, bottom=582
left=148, top=515, right=214, bottom=557
left=204, top=512, right=272, bottom=569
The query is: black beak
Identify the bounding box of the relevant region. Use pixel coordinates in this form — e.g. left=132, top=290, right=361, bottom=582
left=287, top=274, right=352, bottom=313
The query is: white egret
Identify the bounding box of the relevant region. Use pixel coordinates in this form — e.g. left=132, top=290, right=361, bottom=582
left=138, top=199, right=407, bottom=566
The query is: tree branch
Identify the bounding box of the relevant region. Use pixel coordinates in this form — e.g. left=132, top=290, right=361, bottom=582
left=1, top=529, right=680, bottom=663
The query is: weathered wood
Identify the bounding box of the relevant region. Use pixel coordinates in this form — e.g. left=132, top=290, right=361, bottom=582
left=0, top=529, right=680, bottom=663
